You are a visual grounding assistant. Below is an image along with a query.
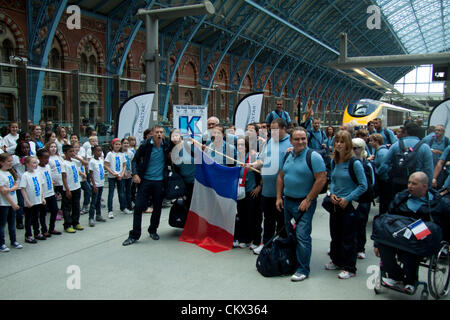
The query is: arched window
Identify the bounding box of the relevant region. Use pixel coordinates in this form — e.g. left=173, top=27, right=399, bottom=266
left=1, top=39, right=13, bottom=63
left=80, top=53, right=88, bottom=72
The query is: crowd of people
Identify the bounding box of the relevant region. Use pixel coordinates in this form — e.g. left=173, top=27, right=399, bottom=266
left=1, top=101, right=449, bottom=294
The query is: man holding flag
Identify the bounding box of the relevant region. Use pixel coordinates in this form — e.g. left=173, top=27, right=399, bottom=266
left=374, top=171, right=448, bottom=293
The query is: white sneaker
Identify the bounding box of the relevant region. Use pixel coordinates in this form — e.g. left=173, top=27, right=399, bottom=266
left=233, top=240, right=240, bottom=248
left=249, top=244, right=259, bottom=250
left=325, top=261, right=338, bottom=270
left=11, top=242, right=23, bottom=249
left=0, top=244, right=10, bottom=252
left=108, top=211, right=114, bottom=219
left=253, top=244, right=264, bottom=255
left=122, top=208, right=133, bottom=214
left=338, top=270, right=356, bottom=279
left=404, top=284, right=415, bottom=294
left=291, top=272, right=308, bottom=282
left=382, top=277, right=403, bottom=288
left=238, top=242, right=249, bottom=248
left=357, top=252, right=366, bottom=259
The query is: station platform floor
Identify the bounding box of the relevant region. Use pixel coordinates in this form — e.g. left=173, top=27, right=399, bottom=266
left=0, top=191, right=447, bottom=301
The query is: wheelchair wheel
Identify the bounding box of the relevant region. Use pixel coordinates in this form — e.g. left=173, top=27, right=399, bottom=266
left=428, top=242, right=450, bottom=300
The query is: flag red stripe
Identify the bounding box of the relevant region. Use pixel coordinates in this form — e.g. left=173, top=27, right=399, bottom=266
left=179, top=210, right=234, bottom=253
left=415, top=228, right=431, bottom=240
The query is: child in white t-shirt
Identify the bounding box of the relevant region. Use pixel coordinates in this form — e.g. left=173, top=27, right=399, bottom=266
left=47, top=141, right=64, bottom=220
left=0, top=153, right=22, bottom=251
left=73, top=142, right=91, bottom=214
left=36, top=149, right=61, bottom=236
left=20, top=156, right=46, bottom=244
left=121, top=138, right=134, bottom=213
left=61, top=144, right=83, bottom=233
left=88, top=145, right=106, bottom=227
left=104, top=138, right=128, bottom=218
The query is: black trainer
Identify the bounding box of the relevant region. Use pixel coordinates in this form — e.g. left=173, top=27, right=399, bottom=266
left=122, top=237, right=137, bottom=246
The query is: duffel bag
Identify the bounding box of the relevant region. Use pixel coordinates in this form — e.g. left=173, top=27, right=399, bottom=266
left=256, top=235, right=297, bottom=277
left=371, top=214, right=442, bottom=257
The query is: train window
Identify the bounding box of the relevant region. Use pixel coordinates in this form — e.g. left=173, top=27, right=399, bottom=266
left=347, top=101, right=377, bottom=117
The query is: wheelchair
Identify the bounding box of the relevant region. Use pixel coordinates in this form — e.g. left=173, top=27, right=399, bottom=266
left=374, top=241, right=450, bottom=300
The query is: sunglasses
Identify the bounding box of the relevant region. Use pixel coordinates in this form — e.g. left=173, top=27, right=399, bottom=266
left=353, top=147, right=362, bottom=150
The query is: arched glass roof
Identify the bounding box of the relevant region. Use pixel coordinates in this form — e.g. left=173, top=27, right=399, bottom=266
left=376, top=0, right=449, bottom=54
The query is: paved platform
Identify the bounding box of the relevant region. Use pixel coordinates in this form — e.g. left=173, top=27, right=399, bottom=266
left=0, top=192, right=446, bottom=300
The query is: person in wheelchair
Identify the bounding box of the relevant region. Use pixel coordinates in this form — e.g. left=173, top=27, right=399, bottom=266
left=373, top=171, right=449, bottom=293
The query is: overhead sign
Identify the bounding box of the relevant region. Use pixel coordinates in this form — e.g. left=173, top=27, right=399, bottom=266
left=432, top=64, right=449, bottom=82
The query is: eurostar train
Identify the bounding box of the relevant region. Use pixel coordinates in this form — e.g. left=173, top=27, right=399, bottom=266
left=342, top=99, right=418, bottom=129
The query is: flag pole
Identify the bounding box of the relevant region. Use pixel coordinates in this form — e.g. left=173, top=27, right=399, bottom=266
left=190, top=138, right=261, bottom=174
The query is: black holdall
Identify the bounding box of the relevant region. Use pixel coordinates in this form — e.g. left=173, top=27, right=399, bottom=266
left=371, top=213, right=443, bottom=257
left=165, top=171, right=186, bottom=200
left=256, top=206, right=305, bottom=277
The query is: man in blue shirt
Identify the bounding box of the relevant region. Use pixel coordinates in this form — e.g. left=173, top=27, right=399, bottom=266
left=123, top=126, right=170, bottom=245
left=247, top=118, right=292, bottom=254
left=276, top=127, right=326, bottom=281
left=422, top=125, right=449, bottom=166
left=265, top=100, right=292, bottom=127
left=307, top=118, right=328, bottom=151
left=381, top=122, right=433, bottom=194
left=372, top=118, right=397, bottom=146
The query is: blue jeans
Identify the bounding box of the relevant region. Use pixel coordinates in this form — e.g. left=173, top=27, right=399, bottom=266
left=283, top=197, right=316, bottom=276
left=80, top=181, right=92, bottom=208
left=107, top=178, right=126, bottom=212
left=0, top=206, right=16, bottom=245
left=122, top=178, right=132, bottom=210
left=89, top=186, right=103, bottom=219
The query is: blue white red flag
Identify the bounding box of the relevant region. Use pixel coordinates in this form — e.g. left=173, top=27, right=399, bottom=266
left=179, top=152, right=240, bottom=253
left=410, top=219, right=432, bottom=240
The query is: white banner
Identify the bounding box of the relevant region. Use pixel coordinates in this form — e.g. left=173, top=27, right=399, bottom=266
left=428, top=99, right=450, bottom=138
left=233, top=92, right=264, bottom=136
left=117, top=92, right=154, bottom=145
left=173, top=105, right=208, bottom=138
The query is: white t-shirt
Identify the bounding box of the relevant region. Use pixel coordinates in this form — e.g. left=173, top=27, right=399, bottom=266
left=122, top=150, right=134, bottom=176
left=55, top=139, right=64, bottom=156
left=48, top=155, right=64, bottom=186
left=29, top=140, right=36, bottom=156
left=19, top=171, right=44, bottom=206
left=105, top=151, right=125, bottom=178
left=37, top=165, right=55, bottom=198
left=0, top=170, right=17, bottom=206
left=3, top=133, right=18, bottom=154
left=89, top=158, right=105, bottom=187
left=61, top=159, right=81, bottom=191
left=12, top=155, right=26, bottom=184
left=73, top=158, right=87, bottom=182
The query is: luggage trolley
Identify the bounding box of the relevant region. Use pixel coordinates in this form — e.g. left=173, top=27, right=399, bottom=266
left=374, top=241, right=449, bottom=300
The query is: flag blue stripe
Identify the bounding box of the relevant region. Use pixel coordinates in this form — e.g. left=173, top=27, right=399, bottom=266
left=195, top=153, right=240, bottom=200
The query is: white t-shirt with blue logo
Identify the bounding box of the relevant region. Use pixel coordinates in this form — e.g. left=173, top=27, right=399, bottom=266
left=88, top=158, right=105, bottom=187
left=49, top=155, right=64, bottom=186
left=37, top=165, right=55, bottom=198
left=105, top=151, right=125, bottom=178
left=0, top=170, right=17, bottom=206
left=122, top=150, right=134, bottom=176
left=19, top=171, right=44, bottom=206
left=61, top=159, right=81, bottom=191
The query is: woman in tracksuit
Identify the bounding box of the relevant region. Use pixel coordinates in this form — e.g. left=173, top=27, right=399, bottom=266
left=325, top=130, right=367, bottom=279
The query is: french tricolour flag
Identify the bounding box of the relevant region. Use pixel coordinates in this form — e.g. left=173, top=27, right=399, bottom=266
left=179, top=152, right=241, bottom=253
left=410, top=219, right=432, bottom=240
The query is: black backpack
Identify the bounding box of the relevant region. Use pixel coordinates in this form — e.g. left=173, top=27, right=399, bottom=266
left=168, top=198, right=188, bottom=228
left=389, top=139, right=425, bottom=187
left=165, top=171, right=186, bottom=200
left=348, top=158, right=375, bottom=203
